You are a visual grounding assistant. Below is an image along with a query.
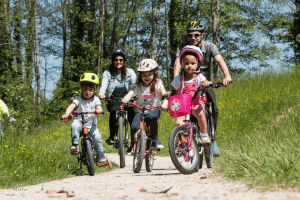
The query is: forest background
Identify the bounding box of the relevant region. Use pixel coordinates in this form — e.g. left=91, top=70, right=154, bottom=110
left=0, top=0, right=299, bottom=133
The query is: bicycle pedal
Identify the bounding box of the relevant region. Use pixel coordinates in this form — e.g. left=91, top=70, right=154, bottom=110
left=71, top=151, right=79, bottom=155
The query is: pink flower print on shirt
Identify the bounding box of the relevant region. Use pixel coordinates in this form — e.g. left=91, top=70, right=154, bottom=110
left=144, top=93, right=154, bottom=105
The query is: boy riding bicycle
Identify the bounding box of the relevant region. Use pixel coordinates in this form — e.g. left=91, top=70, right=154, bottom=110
left=61, top=73, right=106, bottom=163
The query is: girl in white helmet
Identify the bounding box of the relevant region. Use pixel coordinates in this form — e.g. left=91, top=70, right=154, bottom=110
left=171, top=45, right=212, bottom=144
left=122, top=59, right=170, bottom=155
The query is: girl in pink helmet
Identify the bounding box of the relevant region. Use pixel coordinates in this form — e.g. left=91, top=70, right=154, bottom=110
left=171, top=45, right=212, bottom=144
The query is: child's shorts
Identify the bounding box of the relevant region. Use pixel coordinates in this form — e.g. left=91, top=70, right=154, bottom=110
left=191, top=96, right=205, bottom=113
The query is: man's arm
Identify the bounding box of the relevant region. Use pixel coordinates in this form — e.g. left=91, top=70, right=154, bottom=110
left=174, top=57, right=181, bottom=77
left=214, top=54, right=232, bottom=87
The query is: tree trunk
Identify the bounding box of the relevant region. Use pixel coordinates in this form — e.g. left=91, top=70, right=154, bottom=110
left=13, top=0, right=23, bottom=76
left=98, top=0, right=105, bottom=77
left=110, top=0, right=119, bottom=54
left=212, top=0, right=220, bottom=79
left=197, top=0, right=201, bottom=22
left=165, top=0, right=170, bottom=90
left=62, top=0, right=68, bottom=87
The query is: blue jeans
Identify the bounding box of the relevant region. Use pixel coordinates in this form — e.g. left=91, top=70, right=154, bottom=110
left=71, top=121, right=105, bottom=160
left=131, top=110, right=160, bottom=144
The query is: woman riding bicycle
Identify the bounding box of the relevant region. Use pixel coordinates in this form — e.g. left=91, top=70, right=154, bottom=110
left=61, top=73, right=106, bottom=163
left=98, top=50, right=136, bottom=154
left=171, top=45, right=212, bottom=145
left=122, top=59, right=169, bottom=154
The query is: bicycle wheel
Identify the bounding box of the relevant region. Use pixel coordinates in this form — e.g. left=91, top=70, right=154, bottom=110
left=133, top=131, right=145, bottom=173
left=118, top=116, right=125, bottom=168
left=198, top=146, right=204, bottom=169
left=84, top=139, right=95, bottom=176
left=145, top=139, right=154, bottom=172
left=204, top=116, right=213, bottom=168
left=169, top=126, right=199, bottom=174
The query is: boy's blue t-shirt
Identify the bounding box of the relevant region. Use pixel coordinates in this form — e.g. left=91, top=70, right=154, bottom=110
left=72, top=95, right=101, bottom=124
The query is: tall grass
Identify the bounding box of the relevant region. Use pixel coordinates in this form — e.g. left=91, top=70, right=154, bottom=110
left=214, top=66, right=300, bottom=188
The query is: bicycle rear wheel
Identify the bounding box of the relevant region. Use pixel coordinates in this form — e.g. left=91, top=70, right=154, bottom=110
left=133, top=131, right=145, bottom=173
left=145, top=139, right=154, bottom=172
left=169, top=126, right=199, bottom=174
left=118, top=116, right=125, bottom=168
left=84, top=139, right=95, bottom=176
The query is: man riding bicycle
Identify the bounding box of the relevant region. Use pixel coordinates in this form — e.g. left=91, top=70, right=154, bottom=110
left=173, top=21, right=232, bottom=157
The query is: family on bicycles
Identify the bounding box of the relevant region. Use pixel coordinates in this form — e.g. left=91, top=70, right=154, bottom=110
left=61, top=20, right=232, bottom=171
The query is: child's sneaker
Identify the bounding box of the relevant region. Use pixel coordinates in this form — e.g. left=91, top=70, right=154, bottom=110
left=98, top=157, right=106, bottom=164
left=200, top=134, right=211, bottom=145
left=70, top=145, right=79, bottom=155
left=126, top=146, right=134, bottom=156
left=154, top=141, right=164, bottom=149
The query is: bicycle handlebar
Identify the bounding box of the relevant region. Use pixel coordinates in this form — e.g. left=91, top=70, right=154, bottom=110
left=60, top=111, right=104, bottom=122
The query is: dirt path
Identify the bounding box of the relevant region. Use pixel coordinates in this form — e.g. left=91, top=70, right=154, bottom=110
left=1, top=153, right=299, bottom=200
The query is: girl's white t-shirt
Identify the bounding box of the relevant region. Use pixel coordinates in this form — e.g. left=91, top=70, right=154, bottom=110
left=171, top=73, right=206, bottom=90
left=132, top=79, right=163, bottom=111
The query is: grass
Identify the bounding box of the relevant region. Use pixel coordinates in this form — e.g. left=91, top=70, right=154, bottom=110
left=213, top=66, right=300, bottom=188
left=0, top=66, right=299, bottom=189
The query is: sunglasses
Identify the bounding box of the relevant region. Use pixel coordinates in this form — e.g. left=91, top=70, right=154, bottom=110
left=114, top=59, right=124, bottom=62
left=188, top=33, right=201, bottom=38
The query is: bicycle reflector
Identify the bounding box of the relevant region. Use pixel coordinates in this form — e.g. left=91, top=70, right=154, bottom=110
left=119, top=105, right=124, bottom=110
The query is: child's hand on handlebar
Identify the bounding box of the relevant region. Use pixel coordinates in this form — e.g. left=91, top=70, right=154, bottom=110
left=161, top=102, right=168, bottom=110
left=61, top=113, right=70, bottom=120
left=164, top=91, right=171, bottom=97
left=95, top=105, right=104, bottom=115
left=121, top=98, right=129, bottom=104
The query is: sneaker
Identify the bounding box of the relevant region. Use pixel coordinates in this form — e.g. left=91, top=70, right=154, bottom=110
left=154, top=141, right=164, bottom=149
left=200, top=134, right=211, bottom=145
left=212, top=141, right=220, bottom=157
left=126, top=146, right=134, bottom=156
left=98, top=157, right=106, bottom=163
left=105, top=137, right=114, bottom=145
left=70, top=145, right=79, bottom=155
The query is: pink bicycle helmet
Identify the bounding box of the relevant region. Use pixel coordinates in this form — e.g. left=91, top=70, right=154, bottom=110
left=179, top=45, right=203, bottom=65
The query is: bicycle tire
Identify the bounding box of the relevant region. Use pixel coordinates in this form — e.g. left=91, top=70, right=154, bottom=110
left=169, top=126, right=199, bottom=174
left=133, top=131, right=145, bottom=173
left=85, top=139, right=95, bottom=176
left=204, top=116, right=213, bottom=168
left=198, top=146, right=204, bottom=169
left=145, top=139, right=154, bottom=172
left=118, top=116, right=125, bottom=168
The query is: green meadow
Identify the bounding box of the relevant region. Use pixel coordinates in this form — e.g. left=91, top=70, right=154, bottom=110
left=0, top=66, right=299, bottom=189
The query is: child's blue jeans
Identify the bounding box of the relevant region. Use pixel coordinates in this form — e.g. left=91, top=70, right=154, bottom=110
left=131, top=110, right=160, bottom=142
left=71, top=121, right=105, bottom=160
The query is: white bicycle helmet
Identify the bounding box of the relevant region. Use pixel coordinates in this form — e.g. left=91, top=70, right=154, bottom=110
left=137, top=59, right=158, bottom=72
left=179, top=45, right=203, bottom=73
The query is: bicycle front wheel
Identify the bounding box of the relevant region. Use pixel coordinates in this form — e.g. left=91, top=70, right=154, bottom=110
left=169, top=126, right=199, bottom=174
left=145, top=139, right=154, bottom=172
left=133, top=131, right=145, bottom=173
left=118, top=116, right=125, bottom=168
left=85, top=139, right=95, bottom=176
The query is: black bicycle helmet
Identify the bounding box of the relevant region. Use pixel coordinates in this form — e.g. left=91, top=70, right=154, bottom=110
left=111, top=50, right=126, bottom=62
left=186, top=21, right=204, bottom=32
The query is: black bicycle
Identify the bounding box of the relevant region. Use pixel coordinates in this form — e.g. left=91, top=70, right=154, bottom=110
left=61, top=111, right=112, bottom=176
left=194, top=81, right=231, bottom=169
left=103, top=97, right=136, bottom=168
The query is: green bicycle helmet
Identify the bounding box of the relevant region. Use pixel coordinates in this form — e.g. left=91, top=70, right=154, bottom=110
left=80, top=73, right=99, bottom=86
left=186, top=21, right=204, bottom=32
